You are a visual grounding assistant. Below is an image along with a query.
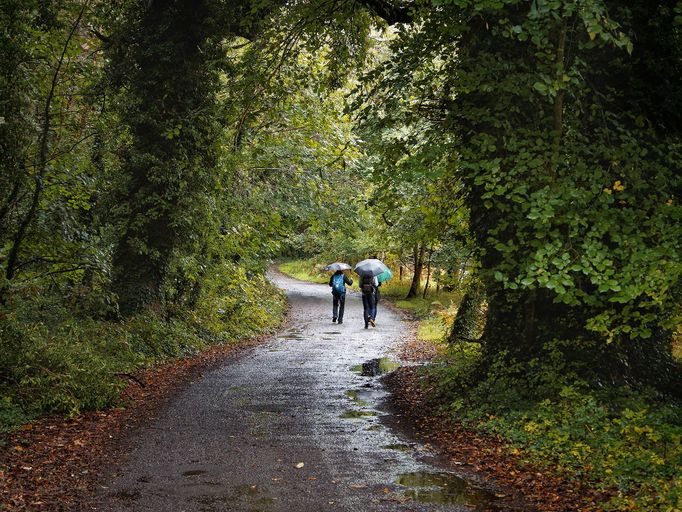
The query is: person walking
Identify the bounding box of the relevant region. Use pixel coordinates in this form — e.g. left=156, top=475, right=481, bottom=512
left=329, top=270, right=353, bottom=324
left=360, top=274, right=378, bottom=328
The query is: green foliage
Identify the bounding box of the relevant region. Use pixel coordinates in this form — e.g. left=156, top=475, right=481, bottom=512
left=426, top=346, right=682, bottom=511
left=0, top=398, right=30, bottom=434
left=0, top=268, right=286, bottom=431
left=357, top=0, right=682, bottom=393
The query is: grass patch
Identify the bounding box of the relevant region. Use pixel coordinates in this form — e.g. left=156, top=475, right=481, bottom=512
left=278, top=258, right=328, bottom=284
left=417, top=316, right=448, bottom=343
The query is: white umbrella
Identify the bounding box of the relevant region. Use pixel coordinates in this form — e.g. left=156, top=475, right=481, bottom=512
left=324, top=262, right=352, bottom=271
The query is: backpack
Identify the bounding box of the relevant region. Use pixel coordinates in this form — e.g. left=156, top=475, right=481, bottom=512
left=361, top=275, right=374, bottom=295
left=331, top=273, right=346, bottom=294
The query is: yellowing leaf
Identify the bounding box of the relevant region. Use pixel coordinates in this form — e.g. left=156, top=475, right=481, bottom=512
left=295, top=462, right=304, bottom=469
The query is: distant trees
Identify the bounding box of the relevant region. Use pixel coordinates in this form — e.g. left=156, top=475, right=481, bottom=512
left=1, top=0, right=679, bottom=395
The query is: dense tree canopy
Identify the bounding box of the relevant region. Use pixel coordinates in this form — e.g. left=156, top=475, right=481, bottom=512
left=1, top=0, right=680, bottom=428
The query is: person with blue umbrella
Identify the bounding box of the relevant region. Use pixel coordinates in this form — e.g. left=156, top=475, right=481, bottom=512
left=324, top=262, right=353, bottom=324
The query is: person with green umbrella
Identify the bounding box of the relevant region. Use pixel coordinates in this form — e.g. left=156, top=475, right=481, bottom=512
left=354, top=259, right=391, bottom=329
left=359, top=273, right=379, bottom=328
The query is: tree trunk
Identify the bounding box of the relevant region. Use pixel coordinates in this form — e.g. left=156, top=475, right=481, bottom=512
left=406, top=244, right=425, bottom=299
left=422, top=245, right=433, bottom=299
left=108, top=0, right=225, bottom=316
left=448, top=279, right=484, bottom=344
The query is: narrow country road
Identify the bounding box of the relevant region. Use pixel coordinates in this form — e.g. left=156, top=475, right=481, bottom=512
left=96, top=272, right=509, bottom=511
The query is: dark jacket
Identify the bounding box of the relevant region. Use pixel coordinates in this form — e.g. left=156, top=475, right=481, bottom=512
left=329, top=271, right=353, bottom=293
left=360, top=275, right=379, bottom=295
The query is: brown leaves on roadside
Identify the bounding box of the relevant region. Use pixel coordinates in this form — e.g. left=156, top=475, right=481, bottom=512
left=0, top=335, right=269, bottom=511
left=384, top=366, right=611, bottom=512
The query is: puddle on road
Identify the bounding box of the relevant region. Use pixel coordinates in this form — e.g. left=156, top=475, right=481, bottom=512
left=352, top=358, right=400, bottom=377
left=182, top=470, right=207, bottom=477
left=396, top=472, right=500, bottom=509
left=345, top=390, right=369, bottom=406
left=382, top=443, right=412, bottom=452
left=340, top=410, right=378, bottom=419
left=111, top=489, right=141, bottom=500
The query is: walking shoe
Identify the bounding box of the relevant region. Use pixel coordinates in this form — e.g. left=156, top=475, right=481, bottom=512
left=369, top=318, right=376, bottom=327
left=338, top=320, right=343, bottom=324
left=332, top=317, right=337, bottom=323
left=364, top=324, right=368, bottom=329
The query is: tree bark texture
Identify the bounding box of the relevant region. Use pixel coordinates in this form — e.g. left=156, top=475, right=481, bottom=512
left=406, top=244, right=424, bottom=299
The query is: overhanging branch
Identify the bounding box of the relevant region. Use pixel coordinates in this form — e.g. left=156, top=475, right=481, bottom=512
left=357, top=0, right=414, bottom=24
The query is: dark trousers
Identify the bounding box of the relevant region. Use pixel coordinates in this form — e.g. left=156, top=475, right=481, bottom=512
left=332, top=292, right=346, bottom=321
left=362, top=293, right=376, bottom=327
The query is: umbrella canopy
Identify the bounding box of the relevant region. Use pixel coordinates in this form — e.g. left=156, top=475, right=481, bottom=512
left=376, top=268, right=393, bottom=283
left=354, top=258, right=390, bottom=277
left=323, top=262, right=351, bottom=271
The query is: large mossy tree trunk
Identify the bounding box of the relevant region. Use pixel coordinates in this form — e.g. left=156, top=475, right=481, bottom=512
left=451, top=1, right=682, bottom=396
left=447, top=279, right=484, bottom=344
left=107, top=0, right=230, bottom=316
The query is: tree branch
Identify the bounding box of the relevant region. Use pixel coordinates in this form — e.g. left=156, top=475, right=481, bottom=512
left=357, top=0, right=413, bottom=24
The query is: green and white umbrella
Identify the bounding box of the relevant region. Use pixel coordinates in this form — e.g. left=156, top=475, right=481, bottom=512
left=376, top=268, right=393, bottom=283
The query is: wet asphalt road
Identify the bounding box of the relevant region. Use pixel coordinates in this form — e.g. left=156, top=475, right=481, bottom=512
left=98, top=273, right=508, bottom=512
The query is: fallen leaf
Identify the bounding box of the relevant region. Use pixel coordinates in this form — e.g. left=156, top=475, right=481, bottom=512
left=295, top=462, right=304, bottom=469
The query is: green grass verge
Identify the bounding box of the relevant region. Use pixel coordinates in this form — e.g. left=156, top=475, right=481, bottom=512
left=278, top=258, right=328, bottom=284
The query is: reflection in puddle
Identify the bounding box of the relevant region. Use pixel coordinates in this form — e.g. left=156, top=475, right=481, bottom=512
left=345, top=390, right=369, bottom=406
left=340, top=409, right=378, bottom=419
left=352, top=358, right=400, bottom=376
left=396, top=472, right=499, bottom=508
